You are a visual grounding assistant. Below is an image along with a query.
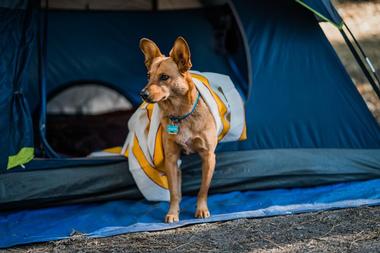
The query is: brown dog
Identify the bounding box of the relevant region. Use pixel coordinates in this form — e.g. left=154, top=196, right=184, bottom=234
left=139, top=37, right=217, bottom=223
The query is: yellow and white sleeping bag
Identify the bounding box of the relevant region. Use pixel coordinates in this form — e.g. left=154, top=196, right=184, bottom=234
left=121, top=71, right=246, bottom=201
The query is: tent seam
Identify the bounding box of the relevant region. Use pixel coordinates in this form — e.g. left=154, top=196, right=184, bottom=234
left=295, top=0, right=344, bottom=29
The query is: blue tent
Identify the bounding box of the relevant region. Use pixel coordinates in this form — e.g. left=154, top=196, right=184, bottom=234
left=1, top=0, right=380, bottom=248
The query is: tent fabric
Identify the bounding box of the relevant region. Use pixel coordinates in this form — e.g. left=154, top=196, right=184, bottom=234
left=32, top=0, right=343, bottom=21
left=2, top=149, right=380, bottom=211
left=27, top=6, right=245, bottom=111
left=26, top=0, right=380, bottom=155
left=0, top=1, right=35, bottom=171
left=227, top=0, right=380, bottom=151
left=295, top=0, right=343, bottom=28
left=2, top=0, right=375, bottom=169
left=0, top=157, right=136, bottom=211
left=41, top=0, right=203, bottom=11
left=0, top=0, right=29, bottom=9
left=1, top=178, right=380, bottom=248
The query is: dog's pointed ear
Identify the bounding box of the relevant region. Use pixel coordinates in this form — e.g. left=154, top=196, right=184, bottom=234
left=169, top=36, right=192, bottom=73
left=140, top=38, right=163, bottom=69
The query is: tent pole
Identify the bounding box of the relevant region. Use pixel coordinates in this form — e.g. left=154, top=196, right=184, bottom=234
left=343, top=22, right=380, bottom=86
left=152, top=0, right=158, bottom=11
left=227, top=0, right=253, bottom=102
left=38, top=0, right=60, bottom=158
left=340, top=28, right=380, bottom=100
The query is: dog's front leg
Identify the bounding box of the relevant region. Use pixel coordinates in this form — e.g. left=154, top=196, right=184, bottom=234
left=195, top=151, right=216, bottom=218
left=164, top=142, right=181, bottom=223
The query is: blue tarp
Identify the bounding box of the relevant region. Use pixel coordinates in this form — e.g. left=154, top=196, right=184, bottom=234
left=1, top=178, right=380, bottom=248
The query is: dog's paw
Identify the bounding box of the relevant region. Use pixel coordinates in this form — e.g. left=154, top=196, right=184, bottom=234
left=165, top=213, right=179, bottom=223
left=195, top=208, right=210, bottom=219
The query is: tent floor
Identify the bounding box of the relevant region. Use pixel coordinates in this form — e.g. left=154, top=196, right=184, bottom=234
left=1, top=148, right=380, bottom=211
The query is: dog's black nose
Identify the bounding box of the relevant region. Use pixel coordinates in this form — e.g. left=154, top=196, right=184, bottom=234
left=140, top=89, right=149, bottom=100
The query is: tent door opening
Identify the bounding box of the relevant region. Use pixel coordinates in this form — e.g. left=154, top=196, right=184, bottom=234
left=41, top=83, right=135, bottom=157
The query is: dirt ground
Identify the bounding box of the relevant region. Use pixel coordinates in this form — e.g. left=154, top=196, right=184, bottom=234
left=3, top=1, right=380, bottom=252
left=4, top=206, right=380, bottom=253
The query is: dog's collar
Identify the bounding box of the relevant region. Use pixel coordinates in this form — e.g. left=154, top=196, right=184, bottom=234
left=169, top=91, right=200, bottom=123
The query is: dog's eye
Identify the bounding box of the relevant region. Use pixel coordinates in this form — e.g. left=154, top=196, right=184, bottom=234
left=160, top=74, right=169, bottom=81
left=147, top=74, right=150, bottom=80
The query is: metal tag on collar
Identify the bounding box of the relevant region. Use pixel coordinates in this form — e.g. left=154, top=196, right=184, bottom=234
left=167, top=122, right=179, bottom=135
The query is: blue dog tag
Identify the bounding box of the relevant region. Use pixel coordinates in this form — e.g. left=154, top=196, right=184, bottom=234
left=167, top=124, right=179, bottom=135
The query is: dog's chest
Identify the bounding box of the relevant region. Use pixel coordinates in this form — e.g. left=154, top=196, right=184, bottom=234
left=174, top=127, right=195, bottom=154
